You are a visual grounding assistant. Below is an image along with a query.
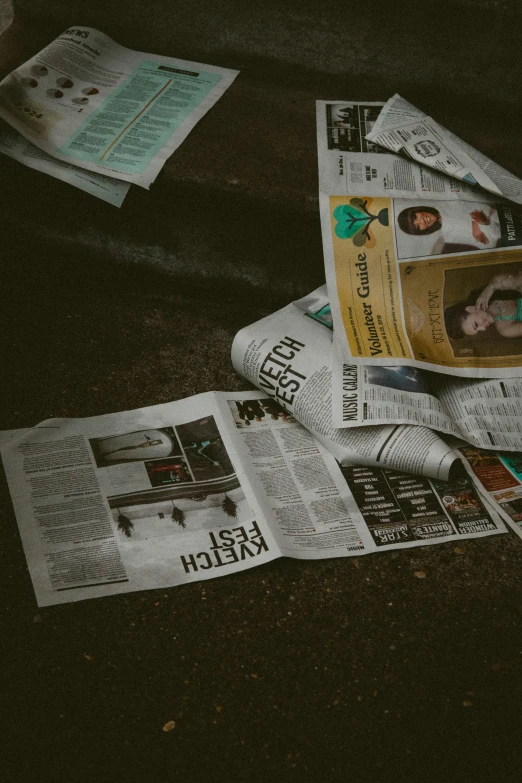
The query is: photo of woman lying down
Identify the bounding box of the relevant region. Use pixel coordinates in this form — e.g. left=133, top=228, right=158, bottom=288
left=444, top=270, right=522, bottom=340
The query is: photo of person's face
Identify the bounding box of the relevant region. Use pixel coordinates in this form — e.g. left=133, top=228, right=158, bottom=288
left=461, top=306, right=495, bottom=336
left=412, top=211, right=439, bottom=231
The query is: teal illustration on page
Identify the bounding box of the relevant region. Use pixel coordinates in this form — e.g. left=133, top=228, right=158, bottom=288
left=499, top=453, right=522, bottom=481
left=59, top=60, right=222, bottom=174
left=305, top=304, right=334, bottom=330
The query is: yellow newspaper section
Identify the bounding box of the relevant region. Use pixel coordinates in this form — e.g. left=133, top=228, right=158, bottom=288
left=399, top=253, right=522, bottom=371
left=329, top=195, right=412, bottom=361
left=330, top=194, right=522, bottom=373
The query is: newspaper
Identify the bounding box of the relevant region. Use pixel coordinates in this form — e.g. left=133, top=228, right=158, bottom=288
left=288, top=286, right=522, bottom=452
left=333, top=353, right=522, bottom=452
left=0, top=119, right=129, bottom=206
left=457, top=443, right=522, bottom=542
left=231, top=291, right=459, bottom=481
left=0, top=26, right=238, bottom=188
left=0, top=391, right=506, bottom=606
left=317, top=101, right=522, bottom=379
left=317, top=100, right=493, bottom=202
left=366, top=94, right=522, bottom=206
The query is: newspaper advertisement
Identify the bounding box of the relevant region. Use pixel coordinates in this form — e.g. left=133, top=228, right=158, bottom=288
left=0, top=26, right=238, bottom=188
left=293, top=286, right=522, bottom=452
left=0, top=118, right=129, bottom=206
left=228, top=402, right=503, bottom=553
left=317, top=104, right=522, bottom=378
left=231, top=290, right=459, bottom=481
left=366, top=94, right=522, bottom=206
left=457, top=444, right=522, bottom=541
left=0, top=391, right=505, bottom=606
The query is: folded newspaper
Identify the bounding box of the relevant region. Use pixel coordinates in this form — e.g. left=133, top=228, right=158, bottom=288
left=0, top=389, right=505, bottom=606
left=366, top=94, right=522, bottom=206
left=232, top=290, right=522, bottom=549
left=0, top=26, right=238, bottom=200
left=231, top=289, right=458, bottom=482
left=243, top=285, right=522, bottom=453
left=317, top=99, right=522, bottom=379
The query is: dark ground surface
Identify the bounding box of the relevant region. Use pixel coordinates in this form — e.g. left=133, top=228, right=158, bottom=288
left=2, top=1, right=522, bottom=779
left=2, top=247, right=522, bottom=782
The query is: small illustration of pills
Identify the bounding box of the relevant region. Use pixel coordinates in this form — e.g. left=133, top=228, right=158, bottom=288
left=30, top=65, right=48, bottom=77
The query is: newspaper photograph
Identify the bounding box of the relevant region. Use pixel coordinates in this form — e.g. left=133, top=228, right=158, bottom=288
left=231, top=288, right=459, bottom=481
left=0, top=118, right=130, bottom=206
left=0, top=390, right=506, bottom=606
left=0, top=26, right=238, bottom=188
left=366, top=94, right=522, bottom=206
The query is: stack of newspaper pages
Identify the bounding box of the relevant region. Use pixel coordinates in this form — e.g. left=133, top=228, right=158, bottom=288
left=0, top=26, right=238, bottom=205
left=312, top=95, right=522, bottom=545
left=3, top=93, right=522, bottom=606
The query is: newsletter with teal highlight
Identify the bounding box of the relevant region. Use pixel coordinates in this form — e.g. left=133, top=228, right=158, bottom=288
left=0, top=27, right=238, bottom=189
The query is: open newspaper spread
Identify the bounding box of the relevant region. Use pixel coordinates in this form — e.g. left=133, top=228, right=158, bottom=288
left=0, top=119, right=129, bottom=206
left=366, top=94, right=522, bottom=206
left=0, top=26, right=238, bottom=189
left=231, top=291, right=459, bottom=481
left=317, top=100, right=522, bottom=379
left=0, top=391, right=505, bottom=606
